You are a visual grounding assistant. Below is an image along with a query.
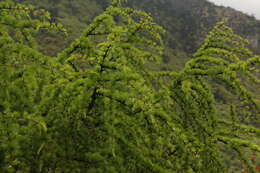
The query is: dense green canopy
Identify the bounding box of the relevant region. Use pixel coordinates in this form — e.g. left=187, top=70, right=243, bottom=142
left=0, top=0, right=259, bottom=172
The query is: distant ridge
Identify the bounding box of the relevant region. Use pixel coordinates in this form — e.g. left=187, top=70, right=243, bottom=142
left=20, top=0, right=260, bottom=67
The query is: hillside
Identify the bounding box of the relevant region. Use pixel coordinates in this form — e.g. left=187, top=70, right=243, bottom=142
left=130, top=0, right=260, bottom=50
left=19, top=0, right=260, bottom=70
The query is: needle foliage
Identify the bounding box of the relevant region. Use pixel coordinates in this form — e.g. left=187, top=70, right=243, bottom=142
left=0, top=0, right=259, bottom=172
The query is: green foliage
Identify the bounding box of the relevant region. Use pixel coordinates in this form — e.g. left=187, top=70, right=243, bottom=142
left=0, top=1, right=259, bottom=173
left=169, top=20, right=260, bottom=172
left=0, top=1, right=63, bottom=171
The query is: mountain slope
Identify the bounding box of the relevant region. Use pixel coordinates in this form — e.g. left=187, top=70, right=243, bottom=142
left=128, top=0, right=260, bottom=52
left=19, top=0, right=260, bottom=70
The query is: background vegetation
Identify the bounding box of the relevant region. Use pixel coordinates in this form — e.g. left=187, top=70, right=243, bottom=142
left=17, top=0, right=260, bottom=69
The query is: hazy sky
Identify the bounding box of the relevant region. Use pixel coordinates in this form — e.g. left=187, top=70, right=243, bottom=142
left=208, top=0, right=260, bottom=19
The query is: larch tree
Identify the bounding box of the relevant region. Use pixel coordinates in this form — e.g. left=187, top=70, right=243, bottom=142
left=166, top=20, right=260, bottom=172
left=0, top=0, right=64, bottom=172
left=0, top=0, right=260, bottom=173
